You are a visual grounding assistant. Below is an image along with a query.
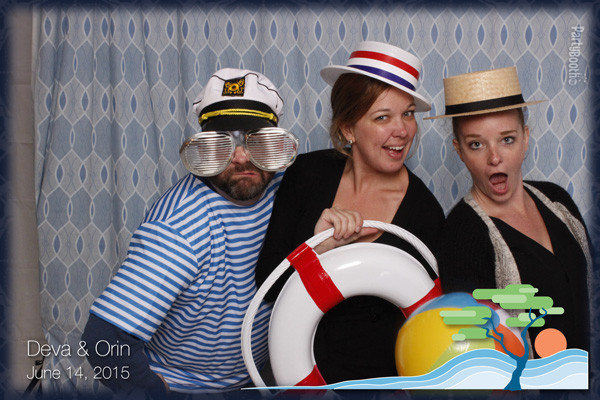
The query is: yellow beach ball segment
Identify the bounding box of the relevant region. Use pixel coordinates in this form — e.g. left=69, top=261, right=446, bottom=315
left=396, top=292, right=524, bottom=376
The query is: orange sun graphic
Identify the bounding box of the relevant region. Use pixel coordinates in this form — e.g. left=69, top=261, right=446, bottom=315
left=534, top=328, right=567, bottom=358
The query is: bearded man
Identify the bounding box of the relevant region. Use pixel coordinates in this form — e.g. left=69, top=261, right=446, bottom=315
left=82, top=68, right=297, bottom=396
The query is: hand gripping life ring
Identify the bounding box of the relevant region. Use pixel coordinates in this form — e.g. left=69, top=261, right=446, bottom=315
left=242, top=220, right=442, bottom=387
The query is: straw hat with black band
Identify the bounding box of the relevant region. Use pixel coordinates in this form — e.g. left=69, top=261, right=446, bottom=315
left=424, top=66, right=545, bottom=120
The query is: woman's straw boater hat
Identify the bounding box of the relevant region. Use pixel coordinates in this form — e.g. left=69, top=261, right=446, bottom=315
left=320, top=41, right=431, bottom=112
left=424, top=66, right=546, bottom=120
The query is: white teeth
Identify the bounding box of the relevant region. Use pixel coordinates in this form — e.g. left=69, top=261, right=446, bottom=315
left=385, top=146, right=405, bottom=151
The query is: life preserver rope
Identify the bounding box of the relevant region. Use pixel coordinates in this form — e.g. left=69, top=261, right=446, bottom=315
left=241, top=220, right=441, bottom=388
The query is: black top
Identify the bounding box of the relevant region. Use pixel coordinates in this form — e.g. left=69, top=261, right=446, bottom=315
left=256, top=149, right=445, bottom=382
left=439, top=181, right=590, bottom=353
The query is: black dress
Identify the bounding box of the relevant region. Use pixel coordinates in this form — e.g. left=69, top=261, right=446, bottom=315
left=256, top=149, right=445, bottom=382
left=439, top=181, right=590, bottom=354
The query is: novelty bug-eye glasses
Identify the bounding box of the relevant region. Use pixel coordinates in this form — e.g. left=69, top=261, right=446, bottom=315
left=180, top=127, right=299, bottom=177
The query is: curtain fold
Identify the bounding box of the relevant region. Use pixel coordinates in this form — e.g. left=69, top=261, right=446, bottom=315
left=32, top=3, right=592, bottom=395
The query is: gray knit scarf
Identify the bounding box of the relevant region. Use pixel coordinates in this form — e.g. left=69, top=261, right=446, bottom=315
left=463, top=183, right=591, bottom=290
left=463, top=183, right=592, bottom=357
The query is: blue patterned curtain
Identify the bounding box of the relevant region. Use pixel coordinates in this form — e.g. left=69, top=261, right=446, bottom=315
left=33, top=2, right=594, bottom=395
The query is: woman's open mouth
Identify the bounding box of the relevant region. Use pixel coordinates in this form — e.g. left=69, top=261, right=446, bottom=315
left=489, top=172, right=508, bottom=194
left=383, top=145, right=405, bottom=159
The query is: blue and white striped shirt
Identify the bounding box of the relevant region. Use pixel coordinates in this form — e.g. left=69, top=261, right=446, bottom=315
left=91, top=172, right=282, bottom=392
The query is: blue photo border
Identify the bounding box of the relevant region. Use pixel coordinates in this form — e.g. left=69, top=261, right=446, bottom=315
left=0, top=0, right=598, bottom=398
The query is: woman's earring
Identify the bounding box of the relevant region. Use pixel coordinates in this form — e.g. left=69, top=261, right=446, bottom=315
left=348, top=139, right=353, bottom=145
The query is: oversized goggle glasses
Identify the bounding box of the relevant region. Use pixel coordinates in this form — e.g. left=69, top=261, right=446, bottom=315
left=180, top=127, right=299, bottom=177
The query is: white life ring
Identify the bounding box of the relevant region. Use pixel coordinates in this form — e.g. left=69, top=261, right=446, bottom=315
left=242, top=220, right=441, bottom=387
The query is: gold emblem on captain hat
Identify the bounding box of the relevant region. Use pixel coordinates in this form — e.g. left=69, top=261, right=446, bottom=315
left=222, top=77, right=245, bottom=96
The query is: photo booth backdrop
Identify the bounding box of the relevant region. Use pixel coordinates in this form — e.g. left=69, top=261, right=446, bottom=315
left=32, top=1, right=595, bottom=395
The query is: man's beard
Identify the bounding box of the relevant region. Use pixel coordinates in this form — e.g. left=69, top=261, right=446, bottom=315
left=210, top=163, right=274, bottom=202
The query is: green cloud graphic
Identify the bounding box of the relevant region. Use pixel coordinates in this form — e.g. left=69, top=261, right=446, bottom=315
left=440, top=306, right=491, bottom=325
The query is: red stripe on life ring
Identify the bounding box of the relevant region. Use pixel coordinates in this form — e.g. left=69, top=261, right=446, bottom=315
left=350, top=50, right=420, bottom=79
left=295, top=364, right=326, bottom=386
left=401, top=277, right=443, bottom=318
left=287, top=243, right=345, bottom=313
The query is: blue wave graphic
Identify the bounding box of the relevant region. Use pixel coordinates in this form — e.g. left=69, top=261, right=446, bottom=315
left=256, top=348, right=588, bottom=390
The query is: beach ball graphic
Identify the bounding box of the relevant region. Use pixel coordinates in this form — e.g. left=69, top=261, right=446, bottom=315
left=395, top=292, right=524, bottom=376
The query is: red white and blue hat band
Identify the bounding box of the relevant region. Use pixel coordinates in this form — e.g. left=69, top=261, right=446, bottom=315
left=321, top=41, right=431, bottom=112
left=349, top=64, right=416, bottom=92
left=348, top=50, right=420, bottom=92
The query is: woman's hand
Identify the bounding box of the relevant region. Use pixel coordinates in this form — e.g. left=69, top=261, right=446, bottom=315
left=313, top=208, right=379, bottom=254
